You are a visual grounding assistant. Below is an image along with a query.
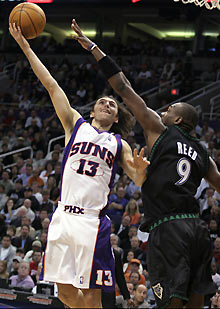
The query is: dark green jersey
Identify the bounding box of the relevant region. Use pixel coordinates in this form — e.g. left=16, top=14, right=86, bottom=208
left=141, top=125, right=210, bottom=232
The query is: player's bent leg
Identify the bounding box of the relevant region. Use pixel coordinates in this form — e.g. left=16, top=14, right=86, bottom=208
left=57, top=283, right=85, bottom=308
left=82, top=288, right=102, bottom=308
left=167, top=297, right=184, bottom=308
left=185, top=294, right=204, bottom=308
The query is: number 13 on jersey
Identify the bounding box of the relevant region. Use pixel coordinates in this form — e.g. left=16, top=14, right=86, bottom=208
left=96, top=270, right=113, bottom=286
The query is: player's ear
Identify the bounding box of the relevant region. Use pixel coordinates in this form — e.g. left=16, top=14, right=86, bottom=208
left=174, top=116, right=183, bottom=125
left=90, top=111, right=94, bottom=118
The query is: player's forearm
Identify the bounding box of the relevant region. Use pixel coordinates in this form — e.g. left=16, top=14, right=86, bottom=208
left=20, top=45, right=55, bottom=91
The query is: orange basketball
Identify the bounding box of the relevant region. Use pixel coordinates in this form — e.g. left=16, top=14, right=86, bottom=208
left=9, top=2, right=46, bottom=40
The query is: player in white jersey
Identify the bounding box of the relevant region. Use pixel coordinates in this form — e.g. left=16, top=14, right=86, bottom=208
left=9, top=24, right=149, bottom=308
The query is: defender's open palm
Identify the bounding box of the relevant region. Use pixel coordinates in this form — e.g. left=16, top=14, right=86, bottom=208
left=9, top=23, right=29, bottom=49
left=71, top=19, right=93, bottom=50
left=127, top=148, right=150, bottom=171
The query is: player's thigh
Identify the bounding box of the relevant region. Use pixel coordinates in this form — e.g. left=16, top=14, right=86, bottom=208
left=185, top=294, right=204, bottom=308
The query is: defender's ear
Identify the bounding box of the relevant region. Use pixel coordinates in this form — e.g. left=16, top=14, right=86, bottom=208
left=174, top=116, right=183, bottom=125
left=90, top=111, right=94, bottom=118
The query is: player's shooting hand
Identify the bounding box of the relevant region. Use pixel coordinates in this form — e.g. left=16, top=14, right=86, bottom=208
left=127, top=148, right=150, bottom=171
left=9, top=23, right=29, bottom=49
left=71, top=19, right=94, bottom=50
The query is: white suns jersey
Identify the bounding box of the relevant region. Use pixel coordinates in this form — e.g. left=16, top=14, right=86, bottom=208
left=60, top=118, right=122, bottom=211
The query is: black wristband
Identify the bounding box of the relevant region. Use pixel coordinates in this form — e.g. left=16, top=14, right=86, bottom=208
left=98, top=55, right=121, bottom=79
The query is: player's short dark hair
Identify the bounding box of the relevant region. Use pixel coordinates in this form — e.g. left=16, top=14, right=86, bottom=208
left=179, top=102, right=199, bottom=131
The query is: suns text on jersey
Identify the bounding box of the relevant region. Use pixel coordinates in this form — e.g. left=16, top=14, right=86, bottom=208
left=70, top=142, right=115, bottom=168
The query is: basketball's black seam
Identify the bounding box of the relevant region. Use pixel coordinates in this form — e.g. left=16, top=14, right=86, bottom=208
left=9, top=10, right=20, bottom=23
left=22, top=6, right=46, bottom=23
left=23, top=10, right=38, bottom=37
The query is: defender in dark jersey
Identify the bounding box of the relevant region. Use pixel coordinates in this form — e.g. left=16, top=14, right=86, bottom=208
left=71, top=20, right=220, bottom=308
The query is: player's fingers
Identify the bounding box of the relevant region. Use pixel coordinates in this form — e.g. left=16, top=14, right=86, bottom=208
left=139, top=147, right=145, bottom=157
left=133, top=148, right=138, bottom=157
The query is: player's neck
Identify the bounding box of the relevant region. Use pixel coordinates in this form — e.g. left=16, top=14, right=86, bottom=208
left=91, top=119, right=112, bottom=132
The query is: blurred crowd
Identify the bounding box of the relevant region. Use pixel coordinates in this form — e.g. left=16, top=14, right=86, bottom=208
left=0, top=35, right=219, bottom=308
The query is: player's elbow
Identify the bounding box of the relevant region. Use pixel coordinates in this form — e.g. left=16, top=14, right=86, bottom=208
left=46, top=78, right=59, bottom=94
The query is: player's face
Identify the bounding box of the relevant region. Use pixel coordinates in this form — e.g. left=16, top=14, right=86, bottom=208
left=91, top=97, right=118, bottom=125
left=160, top=103, right=181, bottom=126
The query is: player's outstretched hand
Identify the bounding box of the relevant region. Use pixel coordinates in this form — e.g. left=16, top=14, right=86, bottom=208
left=9, top=23, right=29, bottom=49
left=127, top=148, right=150, bottom=171
left=71, top=19, right=94, bottom=50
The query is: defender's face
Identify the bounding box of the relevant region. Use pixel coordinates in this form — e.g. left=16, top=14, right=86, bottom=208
left=91, top=97, right=118, bottom=124
left=160, top=103, right=181, bottom=126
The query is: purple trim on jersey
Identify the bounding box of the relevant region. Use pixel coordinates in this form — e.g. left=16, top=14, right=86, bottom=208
left=60, top=117, right=85, bottom=198
left=39, top=208, right=57, bottom=281
left=89, top=216, right=115, bottom=292
left=108, top=133, right=122, bottom=191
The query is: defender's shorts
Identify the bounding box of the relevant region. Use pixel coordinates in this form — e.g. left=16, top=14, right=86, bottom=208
left=147, top=217, right=216, bottom=308
left=39, top=202, right=115, bottom=292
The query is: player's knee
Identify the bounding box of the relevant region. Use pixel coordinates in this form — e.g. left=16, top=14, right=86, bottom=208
left=84, top=291, right=101, bottom=308
left=57, top=284, right=77, bottom=305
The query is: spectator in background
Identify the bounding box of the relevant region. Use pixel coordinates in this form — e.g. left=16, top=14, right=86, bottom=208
left=16, top=247, right=25, bottom=260
left=24, top=240, right=42, bottom=263
left=0, top=214, right=7, bottom=240
left=25, top=110, right=42, bottom=129
left=123, top=251, right=143, bottom=275
left=21, top=187, right=40, bottom=213
left=15, top=216, right=36, bottom=239
left=208, top=219, right=220, bottom=245
left=9, top=255, right=22, bottom=277
left=0, top=184, right=8, bottom=211
left=10, top=260, right=35, bottom=290
left=17, top=163, right=33, bottom=186
left=10, top=206, right=27, bottom=228
left=0, top=170, right=14, bottom=194
left=0, top=235, right=16, bottom=272
left=14, top=200, right=35, bottom=223
left=124, top=259, right=146, bottom=286
left=29, top=250, right=42, bottom=284
left=32, top=150, right=46, bottom=172
left=12, top=224, right=33, bottom=254
left=39, top=189, right=54, bottom=214
left=213, top=237, right=220, bottom=266
left=107, top=186, right=129, bottom=224
left=7, top=179, right=24, bottom=207
left=123, top=199, right=142, bottom=225
left=27, top=169, right=44, bottom=188
left=32, top=209, right=49, bottom=231
left=6, top=225, right=16, bottom=239
left=35, top=218, right=49, bottom=239
left=211, top=260, right=220, bottom=288
left=1, top=198, right=16, bottom=225
left=0, top=260, right=9, bottom=279
left=132, top=284, right=149, bottom=308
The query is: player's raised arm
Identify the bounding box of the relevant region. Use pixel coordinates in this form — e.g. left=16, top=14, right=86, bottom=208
left=71, top=19, right=165, bottom=141
left=9, top=23, right=80, bottom=138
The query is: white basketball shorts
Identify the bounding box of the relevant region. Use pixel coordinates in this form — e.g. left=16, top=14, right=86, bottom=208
left=39, top=202, right=115, bottom=292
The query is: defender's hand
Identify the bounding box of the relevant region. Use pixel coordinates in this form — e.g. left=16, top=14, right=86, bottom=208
left=71, top=19, right=94, bottom=50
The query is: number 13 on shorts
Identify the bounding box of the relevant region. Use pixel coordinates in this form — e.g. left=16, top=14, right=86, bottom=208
left=96, top=270, right=113, bottom=286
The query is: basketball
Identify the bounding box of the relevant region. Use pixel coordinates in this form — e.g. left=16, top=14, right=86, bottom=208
left=9, top=2, right=46, bottom=40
